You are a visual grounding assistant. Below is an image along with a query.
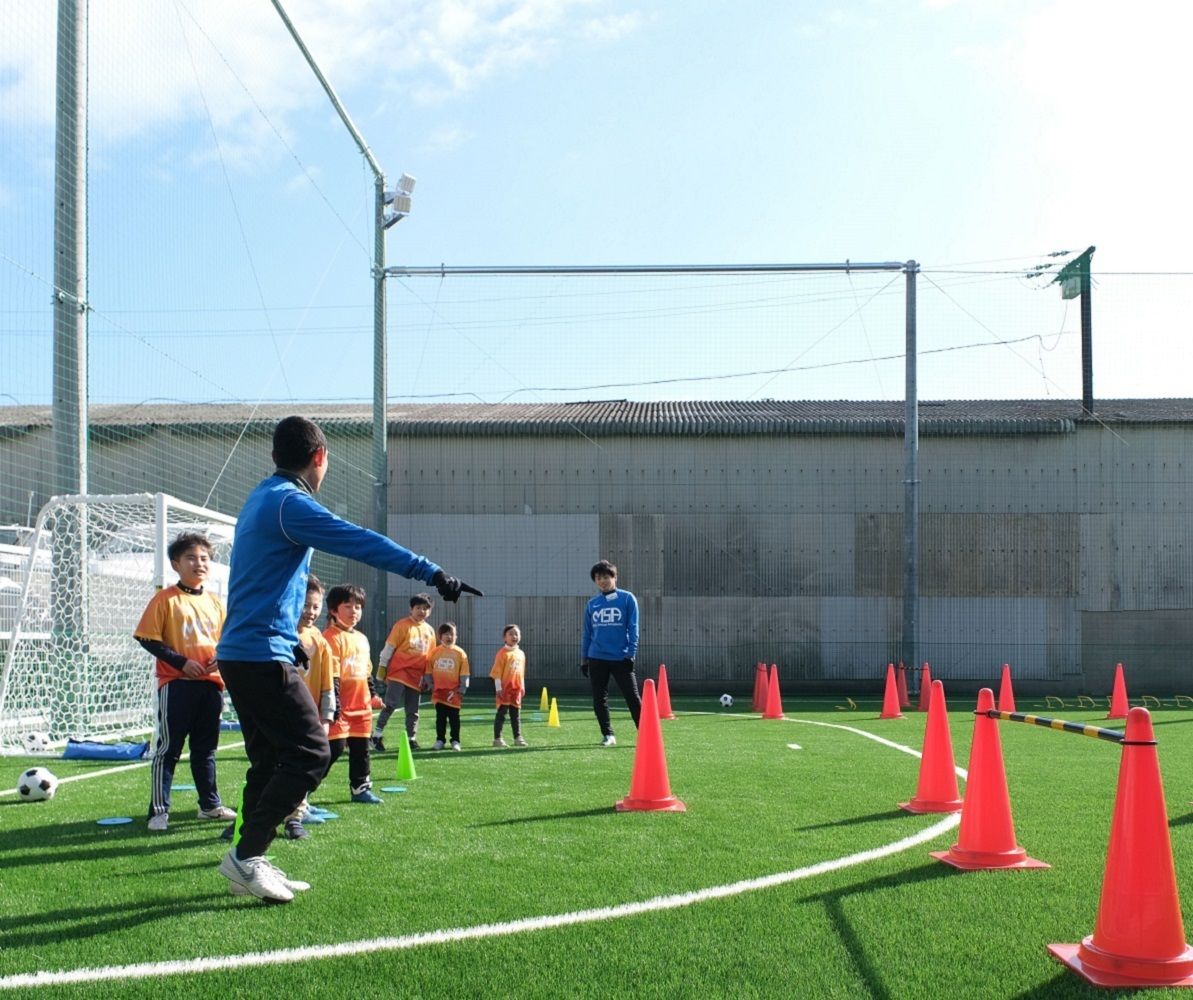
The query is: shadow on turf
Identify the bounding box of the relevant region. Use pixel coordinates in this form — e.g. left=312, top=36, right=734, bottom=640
left=0, top=818, right=217, bottom=869
left=0, top=893, right=230, bottom=951
left=804, top=863, right=959, bottom=1000
left=469, top=805, right=615, bottom=828
left=794, top=808, right=909, bottom=832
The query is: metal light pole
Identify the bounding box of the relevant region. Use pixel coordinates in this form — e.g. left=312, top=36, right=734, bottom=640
left=271, top=1, right=398, bottom=642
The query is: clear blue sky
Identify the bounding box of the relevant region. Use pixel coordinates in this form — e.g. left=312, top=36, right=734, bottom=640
left=2, top=0, right=1191, bottom=407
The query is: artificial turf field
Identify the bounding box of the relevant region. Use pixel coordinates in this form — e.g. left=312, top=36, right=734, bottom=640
left=2, top=692, right=1193, bottom=999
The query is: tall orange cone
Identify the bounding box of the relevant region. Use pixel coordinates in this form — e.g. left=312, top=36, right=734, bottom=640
left=657, top=664, right=676, bottom=720
left=917, top=662, right=933, bottom=712
left=615, top=679, right=686, bottom=812
left=762, top=664, right=785, bottom=719
left=997, top=663, right=1016, bottom=713
left=931, top=688, right=1047, bottom=870
left=1049, top=707, right=1193, bottom=986
left=752, top=662, right=768, bottom=712
left=896, top=662, right=910, bottom=708
left=1107, top=662, right=1129, bottom=719
left=900, top=680, right=963, bottom=814
left=879, top=664, right=904, bottom=719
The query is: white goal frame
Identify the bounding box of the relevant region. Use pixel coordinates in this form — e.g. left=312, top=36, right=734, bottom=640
left=0, top=493, right=236, bottom=754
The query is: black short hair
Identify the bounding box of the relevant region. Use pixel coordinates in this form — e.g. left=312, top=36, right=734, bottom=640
left=272, top=416, right=327, bottom=472
left=438, top=621, right=457, bottom=638
left=502, top=623, right=519, bottom=637
left=168, top=532, right=213, bottom=563
left=326, top=584, right=366, bottom=613
left=590, top=559, right=618, bottom=581
left=306, top=573, right=324, bottom=595
left=410, top=593, right=433, bottom=609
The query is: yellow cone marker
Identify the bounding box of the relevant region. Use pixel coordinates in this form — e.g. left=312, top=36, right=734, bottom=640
left=540, top=686, right=549, bottom=712
left=547, top=697, right=561, bottom=728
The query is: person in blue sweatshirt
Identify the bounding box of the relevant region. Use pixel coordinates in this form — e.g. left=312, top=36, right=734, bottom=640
left=580, top=559, right=641, bottom=747
left=215, top=415, right=481, bottom=903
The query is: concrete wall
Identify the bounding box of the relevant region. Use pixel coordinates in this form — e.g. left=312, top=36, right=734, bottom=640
left=3, top=419, right=1190, bottom=694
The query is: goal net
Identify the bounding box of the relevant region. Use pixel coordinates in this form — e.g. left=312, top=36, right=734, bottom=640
left=0, top=493, right=236, bottom=754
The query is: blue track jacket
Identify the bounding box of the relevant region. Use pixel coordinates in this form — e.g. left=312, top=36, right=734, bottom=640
left=581, top=588, right=639, bottom=662
left=218, top=473, right=441, bottom=662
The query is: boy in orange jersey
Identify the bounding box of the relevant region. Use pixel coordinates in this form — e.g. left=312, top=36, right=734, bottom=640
left=322, top=584, right=382, bottom=804
left=426, top=621, right=469, bottom=751
left=373, top=593, right=435, bottom=752
left=134, top=533, right=236, bottom=832
left=490, top=624, right=528, bottom=748
left=283, top=574, right=337, bottom=838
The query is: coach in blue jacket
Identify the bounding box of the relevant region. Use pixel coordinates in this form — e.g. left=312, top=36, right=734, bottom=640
left=216, top=415, right=480, bottom=903
left=581, top=559, right=641, bottom=748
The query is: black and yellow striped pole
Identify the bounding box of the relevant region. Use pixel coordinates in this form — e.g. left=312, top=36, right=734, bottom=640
left=978, top=709, right=1128, bottom=745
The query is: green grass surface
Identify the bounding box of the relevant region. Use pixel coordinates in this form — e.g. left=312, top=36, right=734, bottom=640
left=3, top=694, right=1193, bottom=998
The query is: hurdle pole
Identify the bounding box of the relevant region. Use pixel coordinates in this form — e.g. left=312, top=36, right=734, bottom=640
left=977, top=708, right=1126, bottom=746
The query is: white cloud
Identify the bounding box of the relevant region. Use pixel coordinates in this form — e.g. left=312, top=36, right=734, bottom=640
left=419, top=124, right=474, bottom=153
left=0, top=0, right=642, bottom=156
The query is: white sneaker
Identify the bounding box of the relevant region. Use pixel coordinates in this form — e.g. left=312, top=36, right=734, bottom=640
left=219, top=849, right=294, bottom=903
left=198, top=804, right=237, bottom=821
left=493, top=737, right=509, bottom=747
left=450, top=741, right=461, bottom=752
left=600, top=734, right=617, bottom=747
left=147, top=813, right=169, bottom=832
left=227, top=855, right=311, bottom=896
left=514, top=735, right=529, bottom=747
left=432, top=739, right=446, bottom=751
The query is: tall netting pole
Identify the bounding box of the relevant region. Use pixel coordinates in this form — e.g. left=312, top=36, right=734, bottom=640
left=51, top=0, right=89, bottom=740
left=901, top=261, right=919, bottom=692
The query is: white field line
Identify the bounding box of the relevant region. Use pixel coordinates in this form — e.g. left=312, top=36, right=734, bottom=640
left=0, top=741, right=246, bottom=799
left=0, top=717, right=964, bottom=990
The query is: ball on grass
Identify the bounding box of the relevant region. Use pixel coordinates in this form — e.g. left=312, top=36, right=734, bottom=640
left=16, top=767, right=58, bottom=801
left=719, top=693, right=734, bottom=708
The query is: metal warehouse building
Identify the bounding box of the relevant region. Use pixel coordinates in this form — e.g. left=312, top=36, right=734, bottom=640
left=2, top=399, right=1191, bottom=696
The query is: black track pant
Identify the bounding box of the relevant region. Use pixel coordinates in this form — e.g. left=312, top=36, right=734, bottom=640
left=588, top=658, right=642, bottom=737
left=219, top=660, right=330, bottom=858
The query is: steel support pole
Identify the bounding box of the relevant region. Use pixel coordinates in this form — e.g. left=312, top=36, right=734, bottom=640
left=901, top=261, right=919, bottom=692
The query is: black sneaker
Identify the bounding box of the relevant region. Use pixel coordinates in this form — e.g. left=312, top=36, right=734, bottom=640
left=409, top=738, right=420, bottom=751
left=283, top=818, right=309, bottom=840
left=219, top=822, right=235, bottom=841
left=371, top=735, right=386, bottom=753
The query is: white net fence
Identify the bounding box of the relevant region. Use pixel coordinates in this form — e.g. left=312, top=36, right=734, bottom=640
left=0, top=493, right=234, bottom=753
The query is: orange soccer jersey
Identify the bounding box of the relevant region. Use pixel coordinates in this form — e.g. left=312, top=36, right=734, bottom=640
left=490, top=646, right=526, bottom=708
left=426, top=644, right=470, bottom=708
left=297, top=623, right=336, bottom=722
left=134, top=586, right=225, bottom=690
left=383, top=616, right=436, bottom=690
left=324, top=621, right=373, bottom=739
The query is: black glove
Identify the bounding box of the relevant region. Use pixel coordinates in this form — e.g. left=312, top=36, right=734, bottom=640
left=622, top=658, right=634, bottom=669
left=580, top=661, right=589, bottom=679
left=292, top=642, right=309, bottom=667
left=431, top=570, right=484, bottom=604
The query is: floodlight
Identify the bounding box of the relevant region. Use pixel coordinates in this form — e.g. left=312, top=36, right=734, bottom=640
left=397, top=173, right=416, bottom=195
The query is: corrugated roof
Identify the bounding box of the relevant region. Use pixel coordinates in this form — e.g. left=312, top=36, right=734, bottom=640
left=2, top=399, right=1192, bottom=437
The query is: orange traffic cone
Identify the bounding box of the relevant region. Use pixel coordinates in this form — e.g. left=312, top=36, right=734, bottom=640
left=657, top=664, right=676, bottom=720
left=998, top=663, right=1016, bottom=713
left=1107, top=663, right=1129, bottom=719
left=1049, top=708, right=1193, bottom=986
left=752, top=662, right=768, bottom=712
left=615, top=679, right=686, bottom=813
left=762, top=665, right=785, bottom=719
left=917, top=662, right=933, bottom=712
left=896, top=662, right=910, bottom=709
left=931, top=688, right=1047, bottom=870
left=900, top=680, right=963, bottom=814
left=879, top=664, right=904, bottom=719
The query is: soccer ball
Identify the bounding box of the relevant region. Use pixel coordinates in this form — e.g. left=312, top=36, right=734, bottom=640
left=719, top=693, right=734, bottom=708
left=23, top=730, right=52, bottom=754
left=16, top=767, right=58, bottom=802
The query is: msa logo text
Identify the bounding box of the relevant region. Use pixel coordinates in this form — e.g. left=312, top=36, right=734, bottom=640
left=592, top=606, right=622, bottom=625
